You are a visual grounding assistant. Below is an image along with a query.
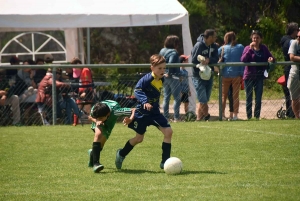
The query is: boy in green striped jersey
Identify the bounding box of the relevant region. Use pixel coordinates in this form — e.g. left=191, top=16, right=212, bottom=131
left=87, top=100, right=135, bottom=173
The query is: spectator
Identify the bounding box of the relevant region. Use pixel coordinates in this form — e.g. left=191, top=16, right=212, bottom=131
left=44, top=54, right=54, bottom=64
left=7, top=56, right=19, bottom=79
left=287, top=30, right=300, bottom=119
left=218, top=31, right=244, bottom=120
left=7, top=56, right=27, bottom=97
left=241, top=30, right=275, bottom=120
left=159, top=35, right=182, bottom=122
left=35, top=58, right=47, bottom=84
left=35, top=68, right=71, bottom=125
left=179, top=55, right=190, bottom=114
left=0, top=74, right=22, bottom=126
left=191, top=29, right=219, bottom=121
left=71, top=57, right=94, bottom=126
left=55, top=68, right=81, bottom=125
left=280, top=22, right=299, bottom=118
left=17, top=59, right=38, bottom=102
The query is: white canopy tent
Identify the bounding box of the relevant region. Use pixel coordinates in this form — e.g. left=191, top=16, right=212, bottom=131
left=0, top=0, right=196, bottom=111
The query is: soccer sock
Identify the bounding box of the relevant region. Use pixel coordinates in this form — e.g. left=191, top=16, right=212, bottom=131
left=119, top=140, right=134, bottom=157
left=92, top=142, right=102, bottom=165
left=161, top=142, right=171, bottom=164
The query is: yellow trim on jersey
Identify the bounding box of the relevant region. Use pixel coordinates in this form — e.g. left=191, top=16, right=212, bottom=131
left=151, top=72, right=163, bottom=92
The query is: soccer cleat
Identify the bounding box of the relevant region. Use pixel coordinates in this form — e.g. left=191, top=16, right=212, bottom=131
left=88, top=149, right=93, bottom=167
left=115, top=149, right=125, bottom=169
left=160, top=163, right=164, bottom=170
left=93, top=164, right=104, bottom=173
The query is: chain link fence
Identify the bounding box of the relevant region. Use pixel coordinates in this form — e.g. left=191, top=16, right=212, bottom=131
left=0, top=62, right=299, bottom=126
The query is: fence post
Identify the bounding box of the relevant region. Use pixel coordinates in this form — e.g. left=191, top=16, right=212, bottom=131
left=218, top=66, right=222, bottom=121
left=52, top=67, right=57, bottom=125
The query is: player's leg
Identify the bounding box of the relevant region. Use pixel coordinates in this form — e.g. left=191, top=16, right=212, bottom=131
left=154, top=114, right=172, bottom=169
left=115, top=118, right=147, bottom=169
left=91, top=126, right=107, bottom=173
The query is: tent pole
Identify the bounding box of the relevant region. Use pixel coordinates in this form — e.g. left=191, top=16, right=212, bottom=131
left=87, top=28, right=91, bottom=64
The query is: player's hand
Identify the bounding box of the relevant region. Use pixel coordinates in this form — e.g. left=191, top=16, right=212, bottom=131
left=143, top=103, right=153, bottom=111
left=268, top=57, right=274, bottom=62
left=123, top=117, right=132, bottom=126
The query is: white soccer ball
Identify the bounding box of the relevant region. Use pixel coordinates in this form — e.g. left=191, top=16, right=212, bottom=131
left=164, top=157, right=183, bottom=175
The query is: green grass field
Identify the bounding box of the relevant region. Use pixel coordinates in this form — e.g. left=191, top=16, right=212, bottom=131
left=1, top=120, right=300, bottom=201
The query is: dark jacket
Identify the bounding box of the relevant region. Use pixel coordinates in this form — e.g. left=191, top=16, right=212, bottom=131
left=280, top=35, right=293, bottom=72
left=191, top=34, right=219, bottom=77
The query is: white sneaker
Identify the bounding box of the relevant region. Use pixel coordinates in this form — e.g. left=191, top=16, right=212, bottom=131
left=44, top=120, right=50, bottom=126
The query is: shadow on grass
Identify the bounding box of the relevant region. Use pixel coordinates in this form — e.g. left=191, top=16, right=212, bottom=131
left=106, top=168, right=226, bottom=175
left=180, top=170, right=227, bottom=175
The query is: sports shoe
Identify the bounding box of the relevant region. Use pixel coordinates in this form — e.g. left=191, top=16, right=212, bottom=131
left=160, top=163, right=164, bottom=169
left=88, top=149, right=93, bottom=167
left=115, top=149, right=125, bottom=169
left=93, top=163, right=104, bottom=173
left=204, top=113, right=210, bottom=121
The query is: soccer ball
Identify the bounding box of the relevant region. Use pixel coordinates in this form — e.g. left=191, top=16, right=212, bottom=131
left=185, top=111, right=197, bottom=122
left=164, top=157, right=183, bottom=175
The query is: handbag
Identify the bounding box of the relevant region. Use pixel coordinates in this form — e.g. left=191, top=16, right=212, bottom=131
left=196, top=47, right=212, bottom=80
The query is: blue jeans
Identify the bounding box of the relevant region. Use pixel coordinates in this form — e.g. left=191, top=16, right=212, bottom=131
left=163, top=77, right=181, bottom=120
left=58, top=97, right=80, bottom=124
left=244, top=79, right=264, bottom=119
left=192, top=76, right=213, bottom=104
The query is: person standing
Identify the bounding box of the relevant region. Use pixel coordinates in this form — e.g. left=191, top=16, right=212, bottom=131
left=287, top=30, right=300, bottom=119
left=280, top=22, right=299, bottom=118
left=115, top=54, right=173, bottom=170
left=191, top=29, right=219, bottom=121
left=218, top=31, right=244, bottom=120
left=179, top=55, right=190, bottom=114
left=159, top=35, right=181, bottom=122
left=241, top=30, right=275, bottom=120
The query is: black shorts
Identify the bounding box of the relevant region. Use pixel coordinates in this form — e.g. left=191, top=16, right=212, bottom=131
left=128, top=113, right=170, bottom=135
left=181, top=92, right=189, bottom=103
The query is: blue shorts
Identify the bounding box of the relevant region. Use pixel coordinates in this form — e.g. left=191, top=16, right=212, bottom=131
left=128, top=113, right=170, bottom=134
left=192, top=76, right=213, bottom=104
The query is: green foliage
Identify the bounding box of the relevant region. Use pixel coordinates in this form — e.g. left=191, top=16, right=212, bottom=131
left=1, top=121, right=300, bottom=200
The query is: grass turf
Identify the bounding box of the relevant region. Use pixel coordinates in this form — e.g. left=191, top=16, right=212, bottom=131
left=0, top=120, right=300, bottom=200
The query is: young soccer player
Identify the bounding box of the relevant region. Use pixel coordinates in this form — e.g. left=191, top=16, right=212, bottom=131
left=115, top=54, right=173, bottom=170
left=88, top=100, right=135, bottom=173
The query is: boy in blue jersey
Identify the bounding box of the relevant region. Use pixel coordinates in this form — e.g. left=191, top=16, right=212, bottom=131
left=115, top=54, right=173, bottom=170
left=87, top=100, right=135, bottom=173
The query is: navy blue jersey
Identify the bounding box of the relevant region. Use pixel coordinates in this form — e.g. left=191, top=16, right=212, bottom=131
left=134, top=72, right=164, bottom=118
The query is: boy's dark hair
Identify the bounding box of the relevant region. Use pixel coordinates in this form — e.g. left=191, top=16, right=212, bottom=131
left=203, top=29, right=216, bottom=39
left=91, top=102, right=110, bottom=118
left=164, top=35, right=180, bottom=49
left=286, top=22, right=299, bottom=35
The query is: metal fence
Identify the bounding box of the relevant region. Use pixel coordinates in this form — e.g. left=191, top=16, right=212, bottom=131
left=0, top=61, right=299, bottom=126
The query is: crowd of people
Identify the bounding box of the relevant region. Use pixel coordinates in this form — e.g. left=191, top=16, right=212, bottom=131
left=0, top=24, right=299, bottom=128
left=0, top=54, right=94, bottom=126
left=163, top=24, right=299, bottom=122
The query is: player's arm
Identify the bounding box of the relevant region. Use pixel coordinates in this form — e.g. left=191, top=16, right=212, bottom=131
left=123, top=108, right=135, bottom=126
